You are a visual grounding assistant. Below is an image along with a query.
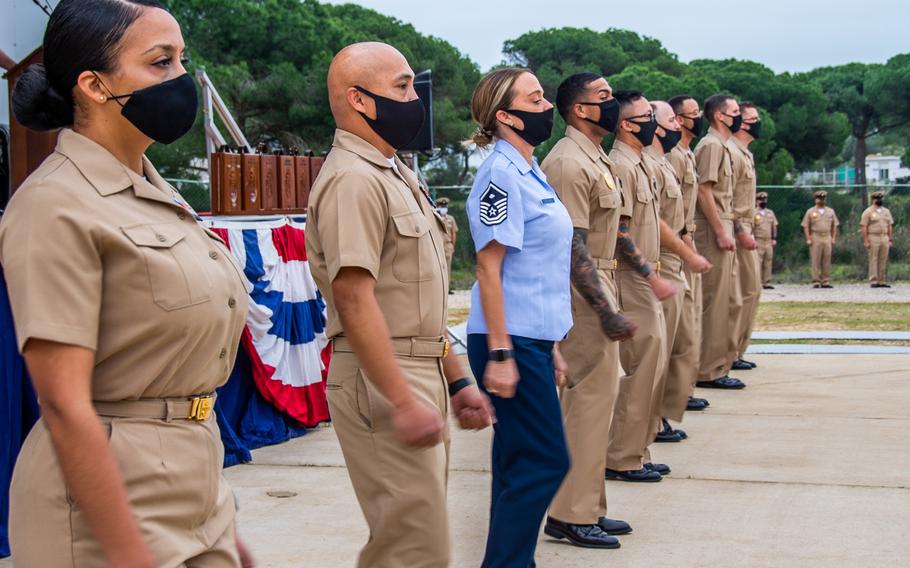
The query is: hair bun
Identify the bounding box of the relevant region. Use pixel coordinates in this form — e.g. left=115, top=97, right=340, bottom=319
left=11, top=64, right=74, bottom=131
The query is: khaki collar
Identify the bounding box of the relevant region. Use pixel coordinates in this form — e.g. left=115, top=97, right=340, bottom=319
left=728, top=135, right=753, bottom=156
left=54, top=129, right=174, bottom=207
left=612, top=139, right=643, bottom=166
left=565, top=125, right=611, bottom=166
left=706, top=127, right=729, bottom=144
left=332, top=128, right=420, bottom=189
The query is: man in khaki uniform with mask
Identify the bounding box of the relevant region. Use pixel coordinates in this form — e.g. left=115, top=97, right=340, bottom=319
left=694, top=94, right=746, bottom=390
left=727, top=102, right=761, bottom=372
left=862, top=191, right=895, bottom=288
left=645, top=101, right=711, bottom=446
left=754, top=192, right=779, bottom=289
left=435, top=197, right=458, bottom=287
left=540, top=73, right=637, bottom=548
left=668, top=95, right=710, bottom=412
left=306, top=42, right=493, bottom=568
left=801, top=190, right=840, bottom=288
left=604, top=91, right=678, bottom=483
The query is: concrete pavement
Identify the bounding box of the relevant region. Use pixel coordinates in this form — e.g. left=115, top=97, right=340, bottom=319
left=2, top=353, right=907, bottom=567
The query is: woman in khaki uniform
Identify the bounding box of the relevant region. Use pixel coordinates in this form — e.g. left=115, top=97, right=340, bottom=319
left=1, top=1, right=250, bottom=566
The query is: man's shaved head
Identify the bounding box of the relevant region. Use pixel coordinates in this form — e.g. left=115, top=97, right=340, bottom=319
left=651, top=101, right=675, bottom=127
left=326, top=41, right=417, bottom=154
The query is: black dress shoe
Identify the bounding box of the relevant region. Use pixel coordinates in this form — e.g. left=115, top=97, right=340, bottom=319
left=654, top=429, right=682, bottom=443
left=763, top=285, right=775, bottom=290
left=690, top=396, right=710, bottom=407
left=597, top=517, right=633, bottom=536
left=812, top=283, right=821, bottom=288
left=732, top=359, right=753, bottom=371
left=659, top=417, right=687, bottom=440
left=821, top=284, right=834, bottom=288
left=687, top=397, right=708, bottom=411
left=696, top=376, right=746, bottom=389
left=605, top=467, right=662, bottom=482
left=644, top=462, right=671, bottom=476
left=740, top=359, right=757, bottom=369
left=881, top=283, right=892, bottom=288
left=544, top=518, right=621, bottom=549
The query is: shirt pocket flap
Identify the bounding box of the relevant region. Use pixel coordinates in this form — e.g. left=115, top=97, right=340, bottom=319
left=598, top=191, right=621, bottom=210
left=745, top=168, right=755, bottom=179
left=666, top=183, right=682, bottom=198
left=635, top=189, right=653, bottom=203
left=391, top=211, right=430, bottom=239
left=121, top=223, right=186, bottom=248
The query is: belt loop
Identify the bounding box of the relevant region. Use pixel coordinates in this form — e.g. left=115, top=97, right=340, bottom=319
left=164, top=400, right=176, bottom=422
left=410, top=337, right=418, bottom=357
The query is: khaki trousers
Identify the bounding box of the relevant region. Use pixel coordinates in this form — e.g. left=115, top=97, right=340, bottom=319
left=10, top=417, right=239, bottom=568
left=444, top=245, right=455, bottom=280
left=656, top=254, right=697, bottom=424
left=607, top=268, right=667, bottom=472
left=695, top=219, right=742, bottom=381
left=550, top=269, right=620, bottom=524
left=757, top=238, right=774, bottom=286
left=681, top=263, right=703, bottom=401
left=810, top=234, right=833, bottom=285
left=326, top=350, right=451, bottom=568
left=735, top=224, right=762, bottom=360
left=868, top=234, right=890, bottom=284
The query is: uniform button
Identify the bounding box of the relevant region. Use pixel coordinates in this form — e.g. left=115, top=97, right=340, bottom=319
left=156, top=234, right=167, bottom=242
left=228, top=297, right=237, bottom=309
left=209, top=251, right=219, bottom=260
left=177, top=211, right=187, bottom=220
left=219, top=348, right=227, bottom=359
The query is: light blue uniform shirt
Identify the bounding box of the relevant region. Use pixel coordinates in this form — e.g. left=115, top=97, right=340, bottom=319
left=466, top=139, right=574, bottom=341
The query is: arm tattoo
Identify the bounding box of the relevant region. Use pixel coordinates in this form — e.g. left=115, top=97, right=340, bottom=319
left=733, top=220, right=745, bottom=234
left=571, top=229, right=617, bottom=318
left=616, top=219, right=652, bottom=279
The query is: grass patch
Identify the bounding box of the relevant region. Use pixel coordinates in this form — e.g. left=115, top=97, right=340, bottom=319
left=755, top=302, right=910, bottom=331
left=448, top=307, right=470, bottom=327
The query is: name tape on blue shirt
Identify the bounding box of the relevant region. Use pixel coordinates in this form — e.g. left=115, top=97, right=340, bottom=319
left=541, top=197, right=556, bottom=205
left=479, top=182, right=508, bottom=226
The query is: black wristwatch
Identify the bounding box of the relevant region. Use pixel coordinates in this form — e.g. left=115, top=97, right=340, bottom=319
left=448, top=377, right=474, bottom=397
left=489, top=348, right=515, bottom=362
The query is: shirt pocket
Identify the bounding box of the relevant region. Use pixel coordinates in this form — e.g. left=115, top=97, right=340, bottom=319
left=121, top=223, right=213, bottom=311
left=391, top=211, right=435, bottom=283
left=598, top=191, right=621, bottom=211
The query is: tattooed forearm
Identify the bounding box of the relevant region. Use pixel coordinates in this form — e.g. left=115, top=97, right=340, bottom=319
left=734, top=221, right=745, bottom=234
left=571, top=229, right=616, bottom=317
left=616, top=218, right=652, bottom=279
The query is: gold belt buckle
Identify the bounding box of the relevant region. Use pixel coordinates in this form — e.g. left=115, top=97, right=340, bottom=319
left=188, top=395, right=214, bottom=421
left=656, top=261, right=662, bottom=273
left=442, top=339, right=451, bottom=359
left=611, top=259, right=618, bottom=270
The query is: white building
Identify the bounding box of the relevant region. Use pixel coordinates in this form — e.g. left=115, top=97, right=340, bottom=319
left=1, top=0, right=49, bottom=126
left=866, top=154, right=910, bottom=184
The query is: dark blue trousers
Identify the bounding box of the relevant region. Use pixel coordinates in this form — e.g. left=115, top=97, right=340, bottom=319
left=468, top=334, right=570, bottom=568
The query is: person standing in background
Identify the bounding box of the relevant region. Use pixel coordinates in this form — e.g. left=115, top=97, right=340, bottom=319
left=727, top=102, right=761, bottom=372
left=861, top=191, right=894, bottom=288
left=436, top=197, right=458, bottom=292
left=801, top=190, right=840, bottom=289
left=754, top=192, right=779, bottom=289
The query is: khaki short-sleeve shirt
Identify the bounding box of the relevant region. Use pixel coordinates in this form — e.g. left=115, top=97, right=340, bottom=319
left=0, top=129, right=248, bottom=401
left=694, top=128, right=735, bottom=220
left=861, top=206, right=894, bottom=236
left=541, top=125, right=623, bottom=261
left=610, top=140, right=661, bottom=263
left=645, top=146, right=685, bottom=236
left=306, top=129, right=448, bottom=339
left=442, top=214, right=458, bottom=249
left=801, top=206, right=840, bottom=235
left=753, top=208, right=779, bottom=240
left=668, top=144, right=698, bottom=233
left=727, top=136, right=757, bottom=224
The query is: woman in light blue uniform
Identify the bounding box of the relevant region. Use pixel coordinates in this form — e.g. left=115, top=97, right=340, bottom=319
left=465, top=67, right=574, bottom=568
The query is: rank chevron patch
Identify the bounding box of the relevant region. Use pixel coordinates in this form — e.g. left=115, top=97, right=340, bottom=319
left=479, top=182, right=508, bottom=226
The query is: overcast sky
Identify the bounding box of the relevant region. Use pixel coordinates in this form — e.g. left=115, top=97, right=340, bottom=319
left=326, top=0, right=908, bottom=73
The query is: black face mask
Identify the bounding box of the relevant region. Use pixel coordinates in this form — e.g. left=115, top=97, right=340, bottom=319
left=658, top=128, right=682, bottom=153
left=579, top=99, right=620, bottom=133
left=355, top=85, right=426, bottom=149
left=725, top=113, right=743, bottom=133
left=758, top=201, right=767, bottom=209
left=628, top=117, right=658, bottom=148
left=102, top=73, right=198, bottom=145
left=874, top=199, right=884, bottom=206
left=684, top=115, right=705, bottom=137
left=504, top=107, right=554, bottom=147
left=745, top=119, right=762, bottom=139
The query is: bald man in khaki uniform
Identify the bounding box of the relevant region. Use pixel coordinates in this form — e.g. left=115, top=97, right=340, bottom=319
left=605, top=91, right=678, bottom=482
left=306, top=42, right=492, bottom=568
left=694, top=94, right=746, bottom=390
left=541, top=74, right=637, bottom=546
left=801, top=190, right=840, bottom=288
left=727, top=103, right=761, bottom=371
left=862, top=191, right=895, bottom=288
left=2, top=129, right=248, bottom=567
left=754, top=192, right=779, bottom=289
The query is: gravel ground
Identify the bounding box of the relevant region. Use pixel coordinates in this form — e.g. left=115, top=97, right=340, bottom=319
left=449, top=282, right=910, bottom=308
